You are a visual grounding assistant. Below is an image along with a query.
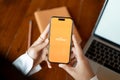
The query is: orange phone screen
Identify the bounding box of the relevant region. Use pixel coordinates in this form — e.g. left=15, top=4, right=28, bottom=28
left=49, top=17, right=73, bottom=63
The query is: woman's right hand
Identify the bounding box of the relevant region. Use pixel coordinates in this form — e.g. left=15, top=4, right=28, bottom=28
left=59, top=35, right=94, bottom=80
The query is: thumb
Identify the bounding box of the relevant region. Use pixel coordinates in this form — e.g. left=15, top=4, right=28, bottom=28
left=36, top=39, right=49, bottom=51
left=59, top=64, right=73, bottom=75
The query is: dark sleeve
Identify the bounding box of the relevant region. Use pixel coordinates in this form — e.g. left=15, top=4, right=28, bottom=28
left=0, top=56, right=27, bottom=80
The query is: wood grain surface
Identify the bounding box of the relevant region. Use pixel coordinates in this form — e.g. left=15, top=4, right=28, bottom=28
left=0, top=0, right=104, bottom=80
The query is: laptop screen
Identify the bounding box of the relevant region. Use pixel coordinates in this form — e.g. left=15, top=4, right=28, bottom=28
left=94, top=0, right=120, bottom=46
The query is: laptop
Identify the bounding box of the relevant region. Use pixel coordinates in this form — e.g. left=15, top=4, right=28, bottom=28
left=83, top=0, right=120, bottom=79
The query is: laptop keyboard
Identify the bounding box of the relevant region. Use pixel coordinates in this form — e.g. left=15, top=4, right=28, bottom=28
left=85, top=40, right=120, bottom=73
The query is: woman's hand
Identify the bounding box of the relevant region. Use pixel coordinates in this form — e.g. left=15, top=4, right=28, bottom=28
left=27, top=24, right=51, bottom=68
left=59, top=35, right=94, bottom=80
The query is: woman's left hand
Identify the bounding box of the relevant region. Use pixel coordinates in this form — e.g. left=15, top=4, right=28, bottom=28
left=27, top=24, right=51, bottom=68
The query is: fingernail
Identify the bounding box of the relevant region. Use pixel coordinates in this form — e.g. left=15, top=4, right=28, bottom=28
left=73, top=34, right=75, bottom=38
left=58, top=64, right=63, bottom=68
left=48, top=66, right=52, bottom=69
left=48, top=65, right=52, bottom=68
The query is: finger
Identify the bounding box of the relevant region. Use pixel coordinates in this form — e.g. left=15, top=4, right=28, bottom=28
left=35, top=39, right=49, bottom=51
left=59, top=64, right=73, bottom=75
left=31, top=37, right=44, bottom=47
left=72, top=35, right=84, bottom=59
left=72, top=47, right=76, bottom=55
left=69, top=58, right=77, bottom=67
left=72, top=35, right=79, bottom=49
left=45, top=58, right=52, bottom=68
left=42, top=47, right=51, bottom=68
left=31, top=24, right=50, bottom=47
left=70, top=52, right=75, bottom=59
left=72, top=46, right=80, bottom=61
left=40, top=24, right=50, bottom=40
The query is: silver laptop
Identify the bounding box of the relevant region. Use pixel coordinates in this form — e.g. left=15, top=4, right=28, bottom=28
left=83, top=0, right=120, bottom=79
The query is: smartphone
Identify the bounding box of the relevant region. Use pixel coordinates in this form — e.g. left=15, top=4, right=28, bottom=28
left=48, top=16, right=73, bottom=63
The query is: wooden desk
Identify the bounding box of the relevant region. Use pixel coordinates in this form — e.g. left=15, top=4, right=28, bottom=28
left=0, top=0, right=104, bottom=80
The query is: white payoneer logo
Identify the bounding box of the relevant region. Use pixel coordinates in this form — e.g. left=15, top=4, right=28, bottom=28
left=55, top=37, right=66, bottom=42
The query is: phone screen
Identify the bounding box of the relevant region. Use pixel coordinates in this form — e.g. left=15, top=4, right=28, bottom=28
left=49, top=16, right=73, bottom=63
